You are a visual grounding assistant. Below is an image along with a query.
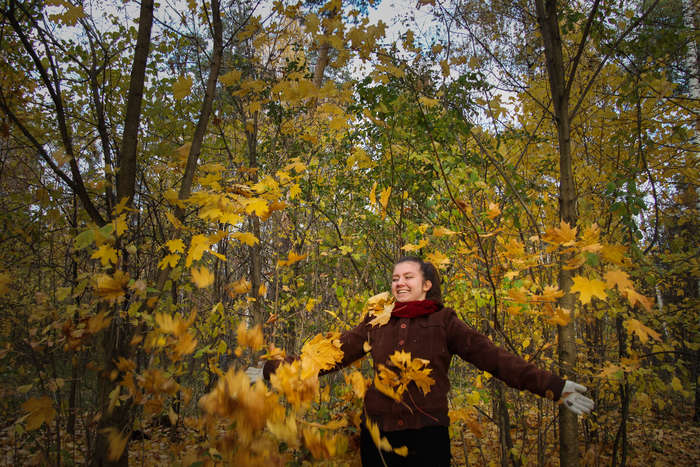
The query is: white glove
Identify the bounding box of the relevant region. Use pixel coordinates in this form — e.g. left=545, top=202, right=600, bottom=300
left=244, top=365, right=263, bottom=383
left=560, top=380, right=594, bottom=415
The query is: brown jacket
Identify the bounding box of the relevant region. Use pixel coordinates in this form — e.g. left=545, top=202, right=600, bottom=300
left=333, top=306, right=565, bottom=431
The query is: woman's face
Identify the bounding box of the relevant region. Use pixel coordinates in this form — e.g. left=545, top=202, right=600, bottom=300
left=391, top=261, right=432, bottom=302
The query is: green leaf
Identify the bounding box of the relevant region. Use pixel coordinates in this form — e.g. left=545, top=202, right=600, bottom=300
left=74, top=229, right=95, bottom=250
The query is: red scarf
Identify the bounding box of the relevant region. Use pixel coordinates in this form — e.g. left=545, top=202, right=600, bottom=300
left=391, top=300, right=441, bottom=318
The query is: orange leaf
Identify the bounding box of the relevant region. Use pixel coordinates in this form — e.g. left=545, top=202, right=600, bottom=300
left=624, top=318, right=661, bottom=344
left=604, top=269, right=634, bottom=291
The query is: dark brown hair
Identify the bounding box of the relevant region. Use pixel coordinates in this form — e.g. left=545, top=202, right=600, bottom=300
left=395, top=256, right=443, bottom=304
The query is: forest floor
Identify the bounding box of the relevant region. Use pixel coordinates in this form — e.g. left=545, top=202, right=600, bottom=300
left=1, top=413, right=697, bottom=465
left=450, top=413, right=700, bottom=466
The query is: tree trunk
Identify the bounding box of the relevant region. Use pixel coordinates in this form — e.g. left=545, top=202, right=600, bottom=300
left=245, top=115, right=264, bottom=326
left=93, top=0, right=154, bottom=464
left=682, top=0, right=700, bottom=425
left=534, top=0, right=580, bottom=465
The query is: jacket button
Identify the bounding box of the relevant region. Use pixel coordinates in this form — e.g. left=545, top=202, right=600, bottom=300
left=397, top=419, right=404, bottom=426
left=398, top=339, right=405, bottom=346
left=400, top=323, right=407, bottom=329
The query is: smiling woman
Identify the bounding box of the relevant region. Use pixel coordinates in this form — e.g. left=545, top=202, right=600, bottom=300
left=264, top=256, right=594, bottom=466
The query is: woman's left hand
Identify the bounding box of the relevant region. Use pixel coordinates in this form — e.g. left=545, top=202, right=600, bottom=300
left=560, top=380, right=594, bottom=415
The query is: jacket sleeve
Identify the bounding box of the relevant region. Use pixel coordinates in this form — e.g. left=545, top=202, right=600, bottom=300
left=321, top=315, right=371, bottom=374
left=445, top=309, right=565, bottom=400
left=264, top=316, right=370, bottom=380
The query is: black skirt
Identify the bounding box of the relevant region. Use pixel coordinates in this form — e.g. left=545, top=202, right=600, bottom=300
left=360, top=424, right=451, bottom=467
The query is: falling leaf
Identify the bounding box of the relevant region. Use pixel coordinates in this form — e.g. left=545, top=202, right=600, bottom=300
left=277, top=251, right=307, bottom=267
left=173, top=75, right=193, bottom=100
left=87, top=311, right=112, bottom=334
left=401, top=239, right=428, bottom=252
left=101, top=427, right=128, bottom=461
left=232, top=231, right=259, bottom=246
left=365, top=292, right=395, bottom=327
left=345, top=371, right=367, bottom=399
left=570, top=276, right=607, bottom=305
left=219, top=69, right=242, bottom=86
left=158, top=253, right=180, bottom=270
left=229, top=278, right=251, bottom=296
left=191, top=266, right=214, bottom=288
left=95, top=271, right=129, bottom=303
left=604, top=269, right=634, bottom=290
left=186, top=234, right=211, bottom=267
left=236, top=322, right=264, bottom=351
left=425, top=251, right=450, bottom=267
left=379, top=186, right=391, bottom=219
left=624, top=318, right=661, bottom=344
left=166, top=239, right=185, bottom=253
left=22, top=396, right=56, bottom=431
left=244, top=197, right=269, bottom=217
left=433, top=226, right=458, bottom=237
left=486, top=202, right=501, bottom=219
left=543, top=221, right=577, bottom=246
left=91, top=244, right=118, bottom=267
left=623, top=288, right=654, bottom=312
left=369, top=181, right=377, bottom=205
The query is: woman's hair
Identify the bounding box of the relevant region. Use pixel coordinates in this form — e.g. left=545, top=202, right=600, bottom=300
left=395, top=256, right=443, bottom=304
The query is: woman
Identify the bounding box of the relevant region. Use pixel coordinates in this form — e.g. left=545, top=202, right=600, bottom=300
left=265, top=256, right=593, bottom=466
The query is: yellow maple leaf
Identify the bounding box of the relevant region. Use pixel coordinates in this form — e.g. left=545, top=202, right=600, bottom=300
left=369, top=181, right=377, bottom=205
left=87, top=311, right=112, bottom=334
left=173, top=75, right=192, bottom=100
left=300, top=332, right=344, bottom=373
left=219, top=69, right=241, bottom=86
left=95, top=271, right=129, bottom=303
left=185, top=234, right=211, bottom=267
left=236, top=322, right=264, bottom=351
left=365, top=292, right=395, bottom=327
left=232, top=231, right=259, bottom=246
left=165, top=238, right=185, bottom=253
left=426, top=250, right=450, bottom=267
left=401, top=239, right=428, bottom=252
left=379, top=187, right=391, bottom=219
left=244, top=197, right=269, bottom=217
left=113, top=214, right=128, bottom=237
left=486, top=202, right=501, bottom=219
left=365, top=418, right=393, bottom=452
left=345, top=370, right=367, bottom=399
left=22, top=396, right=56, bottom=431
left=158, top=253, right=180, bottom=270
left=433, top=226, right=458, bottom=237
left=604, top=269, right=634, bottom=291
left=289, top=183, right=302, bottom=199
left=623, top=288, right=654, bottom=312
left=543, top=221, right=577, bottom=246
left=570, top=276, right=607, bottom=305
left=191, top=266, right=214, bottom=288
left=229, top=278, right=251, bottom=296
left=600, top=244, right=627, bottom=264
left=277, top=250, right=307, bottom=267
left=91, top=244, right=118, bottom=267
left=624, top=318, right=661, bottom=344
